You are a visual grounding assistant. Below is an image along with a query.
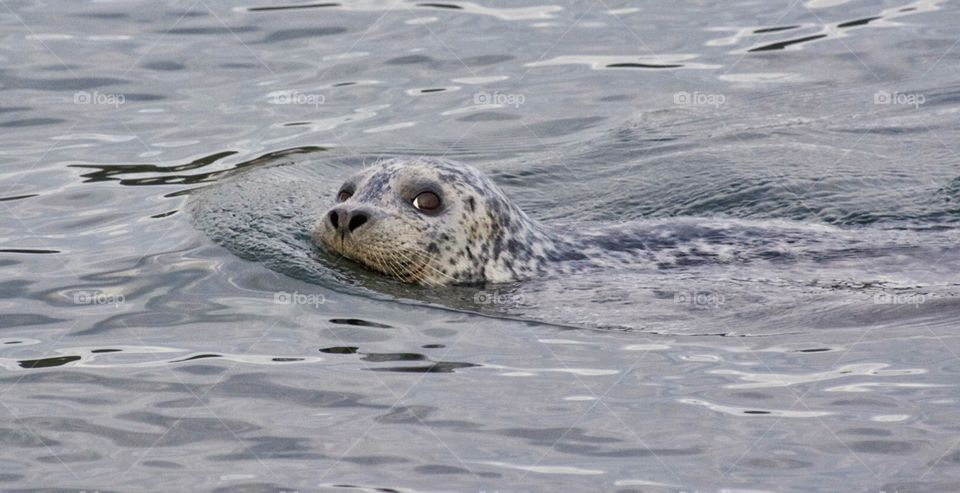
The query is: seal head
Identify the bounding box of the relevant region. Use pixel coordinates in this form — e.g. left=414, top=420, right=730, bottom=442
left=313, top=157, right=559, bottom=285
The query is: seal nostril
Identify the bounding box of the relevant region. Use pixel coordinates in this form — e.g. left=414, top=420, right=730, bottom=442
left=348, top=212, right=368, bottom=232
left=328, top=210, right=340, bottom=229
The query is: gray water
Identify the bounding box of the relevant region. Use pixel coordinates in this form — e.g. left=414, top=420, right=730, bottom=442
left=2, top=0, right=960, bottom=492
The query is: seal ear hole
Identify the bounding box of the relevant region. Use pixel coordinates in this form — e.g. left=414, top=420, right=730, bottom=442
left=412, top=191, right=442, bottom=213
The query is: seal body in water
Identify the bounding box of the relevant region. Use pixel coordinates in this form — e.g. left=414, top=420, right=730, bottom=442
left=313, top=157, right=573, bottom=285
left=313, top=157, right=838, bottom=286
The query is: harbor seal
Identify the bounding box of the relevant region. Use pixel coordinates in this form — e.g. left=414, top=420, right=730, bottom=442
left=312, top=157, right=832, bottom=286
left=313, top=157, right=578, bottom=286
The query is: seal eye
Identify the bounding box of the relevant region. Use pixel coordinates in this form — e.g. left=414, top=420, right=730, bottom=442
left=336, top=190, right=352, bottom=202
left=412, top=191, right=441, bottom=212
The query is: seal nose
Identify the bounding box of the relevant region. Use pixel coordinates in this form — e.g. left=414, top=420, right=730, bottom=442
left=327, top=209, right=342, bottom=230
left=347, top=211, right=368, bottom=232
left=328, top=208, right=371, bottom=235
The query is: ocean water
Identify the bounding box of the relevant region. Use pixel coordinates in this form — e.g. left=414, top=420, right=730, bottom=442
left=2, top=0, right=960, bottom=492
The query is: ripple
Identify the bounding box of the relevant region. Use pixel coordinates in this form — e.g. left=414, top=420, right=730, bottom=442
left=243, top=1, right=562, bottom=20
left=0, top=248, right=60, bottom=254
left=747, top=34, right=829, bottom=52
left=525, top=54, right=719, bottom=70
left=679, top=398, right=833, bottom=418
left=371, top=361, right=479, bottom=373
left=824, top=382, right=944, bottom=393
left=53, top=133, right=141, bottom=143
left=164, top=26, right=258, bottom=35
left=837, top=16, right=883, bottom=28
left=476, top=461, right=604, bottom=475
left=0, top=118, right=67, bottom=128
left=69, top=146, right=326, bottom=190
left=488, top=364, right=618, bottom=377
left=258, top=27, right=347, bottom=43
left=0, top=346, right=325, bottom=372
left=246, top=3, right=340, bottom=11
left=363, top=121, right=418, bottom=133
left=405, top=86, right=460, bottom=95
left=741, top=0, right=946, bottom=53
left=451, top=75, right=509, bottom=84
left=330, top=318, right=392, bottom=328
left=320, top=346, right=359, bottom=354
left=18, top=355, right=81, bottom=369
left=713, top=363, right=927, bottom=389
left=405, top=16, right=439, bottom=25
left=753, top=25, right=801, bottom=34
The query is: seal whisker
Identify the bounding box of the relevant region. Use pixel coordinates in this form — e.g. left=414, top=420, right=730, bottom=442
left=393, top=249, right=446, bottom=287
left=386, top=248, right=423, bottom=284
left=372, top=248, right=407, bottom=284
left=371, top=246, right=435, bottom=285
left=400, top=249, right=456, bottom=286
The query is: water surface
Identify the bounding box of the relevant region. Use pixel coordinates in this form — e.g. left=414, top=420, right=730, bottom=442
left=2, top=0, right=960, bottom=492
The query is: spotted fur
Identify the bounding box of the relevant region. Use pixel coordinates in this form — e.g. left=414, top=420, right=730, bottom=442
left=312, top=158, right=827, bottom=285
left=313, top=157, right=565, bottom=285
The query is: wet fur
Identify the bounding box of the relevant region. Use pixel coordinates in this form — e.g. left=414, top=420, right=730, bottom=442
left=313, top=157, right=563, bottom=285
